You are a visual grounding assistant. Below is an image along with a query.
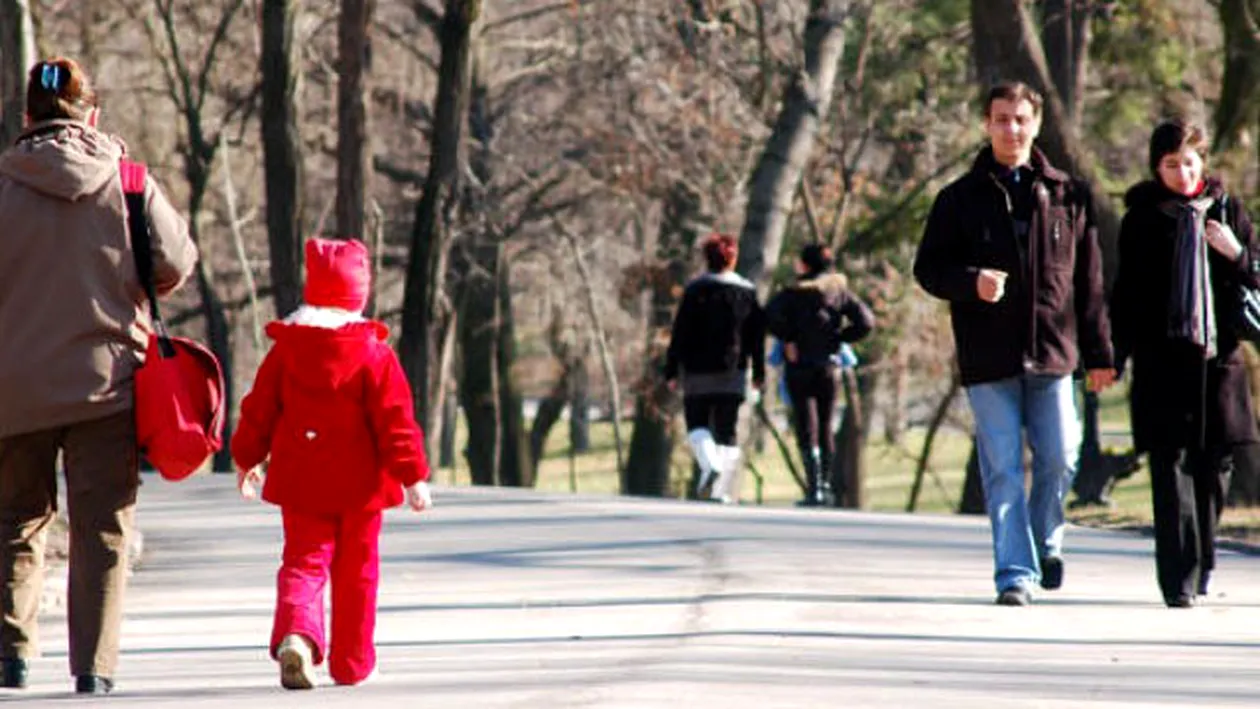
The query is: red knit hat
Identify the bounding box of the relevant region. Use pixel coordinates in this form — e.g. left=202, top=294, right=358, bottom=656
left=304, top=237, right=371, bottom=311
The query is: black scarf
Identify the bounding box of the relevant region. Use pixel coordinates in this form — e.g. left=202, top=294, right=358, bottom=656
left=1159, top=195, right=1217, bottom=358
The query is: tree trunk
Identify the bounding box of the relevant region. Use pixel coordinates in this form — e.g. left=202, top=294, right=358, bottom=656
left=1039, top=0, right=1089, bottom=128
left=399, top=0, right=480, bottom=450
left=187, top=211, right=234, bottom=472
left=832, top=366, right=870, bottom=509
left=260, top=0, right=304, bottom=317
left=495, top=254, right=533, bottom=487
left=457, top=246, right=498, bottom=486
left=971, top=0, right=1120, bottom=280
left=735, top=0, right=850, bottom=290
left=529, top=331, right=585, bottom=472
left=0, top=0, right=36, bottom=145
left=439, top=382, right=458, bottom=469
left=1213, top=0, right=1260, bottom=152
left=529, top=376, right=570, bottom=471
left=907, top=373, right=961, bottom=512
left=959, top=439, right=986, bottom=514
left=884, top=348, right=908, bottom=445
left=336, top=0, right=372, bottom=240
left=624, top=183, right=704, bottom=497
left=569, top=360, right=591, bottom=453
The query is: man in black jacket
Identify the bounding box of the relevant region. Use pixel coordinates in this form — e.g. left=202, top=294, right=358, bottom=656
left=913, top=82, right=1115, bottom=606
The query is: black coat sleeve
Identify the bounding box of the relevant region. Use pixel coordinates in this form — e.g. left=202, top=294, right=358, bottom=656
left=914, top=186, right=982, bottom=303
left=1072, top=182, right=1114, bottom=371
left=742, top=296, right=767, bottom=386
left=764, top=290, right=791, bottom=342
left=1109, top=209, right=1140, bottom=375
left=836, top=291, right=875, bottom=343
left=663, top=287, right=694, bottom=381
left=1220, top=195, right=1260, bottom=289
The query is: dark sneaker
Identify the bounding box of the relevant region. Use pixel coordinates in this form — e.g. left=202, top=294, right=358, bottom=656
left=1039, top=556, right=1064, bottom=591
left=1166, top=595, right=1195, bottom=609
left=996, top=586, right=1032, bottom=606
left=1196, top=571, right=1211, bottom=597
left=0, top=658, right=27, bottom=689
left=75, top=675, right=114, bottom=694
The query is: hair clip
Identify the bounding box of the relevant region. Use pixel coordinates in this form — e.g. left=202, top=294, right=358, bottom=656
left=40, top=64, right=63, bottom=93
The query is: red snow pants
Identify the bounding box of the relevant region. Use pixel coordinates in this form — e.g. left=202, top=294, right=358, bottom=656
left=270, top=507, right=383, bottom=685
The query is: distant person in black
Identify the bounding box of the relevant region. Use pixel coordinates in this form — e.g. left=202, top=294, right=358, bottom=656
left=664, top=233, right=766, bottom=503
left=766, top=244, right=874, bottom=507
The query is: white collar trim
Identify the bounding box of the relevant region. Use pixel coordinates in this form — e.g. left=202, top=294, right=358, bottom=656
left=283, top=304, right=366, bottom=329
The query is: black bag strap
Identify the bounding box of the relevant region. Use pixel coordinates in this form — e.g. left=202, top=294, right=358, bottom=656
left=121, top=159, right=175, bottom=358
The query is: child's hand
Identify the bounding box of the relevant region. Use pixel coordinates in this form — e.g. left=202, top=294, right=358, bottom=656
left=405, top=482, right=432, bottom=512
left=237, top=467, right=263, bottom=501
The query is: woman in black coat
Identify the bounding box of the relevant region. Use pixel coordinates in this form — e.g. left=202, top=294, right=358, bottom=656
left=1110, top=119, right=1260, bottom=607
left=664, top=234, right=766, bottom=502
left=765, top=244, right=874, bottom=507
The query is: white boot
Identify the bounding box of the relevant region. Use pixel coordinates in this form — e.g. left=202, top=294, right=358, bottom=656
left=687, top=428, right=719, bottom=495
left=711, top=445, right=741, bottom=504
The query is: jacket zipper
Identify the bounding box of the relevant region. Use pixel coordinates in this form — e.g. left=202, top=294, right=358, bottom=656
left=989, top=173, right=1036, bottom=369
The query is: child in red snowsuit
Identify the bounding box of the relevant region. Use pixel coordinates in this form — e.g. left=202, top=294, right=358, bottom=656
left=231, top=237, right=432, bottom=690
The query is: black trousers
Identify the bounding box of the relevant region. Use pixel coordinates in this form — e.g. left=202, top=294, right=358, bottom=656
left=784, top=365, right=840, bottom=467
left=683, top=394, right=743, bottom=445
left=1147, top=446, right=1232, bottom=603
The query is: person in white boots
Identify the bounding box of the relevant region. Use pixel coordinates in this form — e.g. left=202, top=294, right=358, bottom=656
left=664, top=233, right=766, bottom=503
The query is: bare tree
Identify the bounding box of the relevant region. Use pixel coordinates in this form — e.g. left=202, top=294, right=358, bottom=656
left=735, top=0, right=851, bottom=291
left=143, top=0, right=256, bottom=470
left=399, top=0, right=480, bottom=453
left=1039, top=0, right=1091, bottom=128
left=0, top=0, right=37, bottom=144
left=336, top=0, right=372, bottom=239
left=970, top=0, right=1119, bottom=258
left=1215, top=0, right=1260, bottom=153
left=260, top=0, right=304, bottom=316
left=624, top=183, right=704, bottom=497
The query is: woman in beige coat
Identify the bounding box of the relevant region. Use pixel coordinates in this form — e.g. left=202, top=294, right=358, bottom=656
left=0, top=57, right=197, bottom=694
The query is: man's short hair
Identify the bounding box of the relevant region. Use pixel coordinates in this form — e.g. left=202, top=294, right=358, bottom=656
left=984, top=81, right=1043, bottom=118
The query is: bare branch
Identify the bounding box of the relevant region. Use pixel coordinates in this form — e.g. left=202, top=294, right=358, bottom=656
left=483, top=0, right=600, bottom=34
left=409, top=0, right=443, bottom=34
left=195, top=0, right=249, bottom=115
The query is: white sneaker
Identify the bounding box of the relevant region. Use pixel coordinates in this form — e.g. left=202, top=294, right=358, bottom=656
left=277, top=634, right=316, bottom=690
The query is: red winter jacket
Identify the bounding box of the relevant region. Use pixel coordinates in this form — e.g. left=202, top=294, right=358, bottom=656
left=231, top=319, right=429, bottom=515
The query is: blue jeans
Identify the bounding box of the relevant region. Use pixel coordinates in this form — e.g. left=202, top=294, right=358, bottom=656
left=966, top=374, right=1080, bottom=593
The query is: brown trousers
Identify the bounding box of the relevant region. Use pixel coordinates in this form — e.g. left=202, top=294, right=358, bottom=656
left=0, top=410, right=138, bottom=677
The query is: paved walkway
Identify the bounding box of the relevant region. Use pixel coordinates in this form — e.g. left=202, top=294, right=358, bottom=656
left=9, top=475, right=1260, bottom=707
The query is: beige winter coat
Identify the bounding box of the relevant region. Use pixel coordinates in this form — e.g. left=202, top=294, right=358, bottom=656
left=0, top=120, right=197, bottom=437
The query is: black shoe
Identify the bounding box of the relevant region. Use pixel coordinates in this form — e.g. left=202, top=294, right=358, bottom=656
left=0, top=658, right=27, bottom=689
left=75, top=675, right=113, bottom=695
left=1165, top=595, right=1195, bottom=609
left=1039, top=556, right=1064, bottom=591
left=1196, top=571, right=1211, bottom=597
left=996, top=586, right=1032, bottom=606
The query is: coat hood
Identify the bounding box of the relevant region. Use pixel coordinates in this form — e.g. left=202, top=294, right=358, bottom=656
left=0, top=121, right=125, bottom=202
left=795, top=272, right=850, bottom=302
left=264, top=320, right=390, bottom=390
left=1124, top=176, right=1225, bottom=210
